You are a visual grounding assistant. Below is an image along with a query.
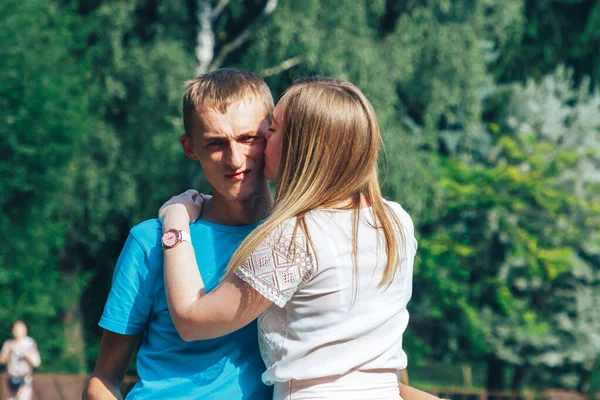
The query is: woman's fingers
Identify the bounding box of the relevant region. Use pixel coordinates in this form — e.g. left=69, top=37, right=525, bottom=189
left=158, top=190, right=209, bottom=222
left=184, top=189, right=199, bottom=199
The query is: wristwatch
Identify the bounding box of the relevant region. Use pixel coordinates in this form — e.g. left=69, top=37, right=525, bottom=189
left=162, top=229, right=192, bottom=249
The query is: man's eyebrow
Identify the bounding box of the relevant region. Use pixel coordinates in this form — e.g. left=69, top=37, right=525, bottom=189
left=238, top=130, right=264, bottom=137
left=202, top=134, right=227, bottom=141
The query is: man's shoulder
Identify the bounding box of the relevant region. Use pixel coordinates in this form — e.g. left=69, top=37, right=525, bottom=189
left=129, top=218, right=162, bottom=250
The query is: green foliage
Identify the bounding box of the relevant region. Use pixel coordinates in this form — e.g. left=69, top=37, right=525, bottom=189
left=496, top=0, right=600, bottom=85
left=414, top=66, right=600, bottom=389
left=2, top=0, right=599, bottom=388
left=239, top=0, right=526, bottom=218
left=56, top=0, right=203, bottom=371
left=0, top=0, right=91, bottom=372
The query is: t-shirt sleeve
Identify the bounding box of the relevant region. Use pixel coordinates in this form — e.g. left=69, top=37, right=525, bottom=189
left=391, top=202, right=417, bottom=304
left=233, top=220, right=316, bottom=308
left=99, top=233, right=152, bottom=335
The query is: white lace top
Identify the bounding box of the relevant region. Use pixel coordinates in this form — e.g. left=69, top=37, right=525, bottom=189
left=233, top=200, right=417, bottom=385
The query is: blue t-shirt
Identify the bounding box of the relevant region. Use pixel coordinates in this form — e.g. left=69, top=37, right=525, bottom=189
left=99, top=218, right=271, bottom=399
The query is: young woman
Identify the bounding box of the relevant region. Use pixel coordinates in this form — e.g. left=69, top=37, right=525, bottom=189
left=160, top=77, right=418, bottom=399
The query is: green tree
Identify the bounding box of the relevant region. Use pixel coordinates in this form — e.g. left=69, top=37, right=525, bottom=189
left=0, top=0, right=91, bottom=372
left=238, top=0, right=524, bottom=217
left=415, top=66, right=600, bottom=390
left=496, top=66, right=600, bottom=391
left=495, top=0, right=600, bottom=86
left=57, top=1, right=200, bottom=369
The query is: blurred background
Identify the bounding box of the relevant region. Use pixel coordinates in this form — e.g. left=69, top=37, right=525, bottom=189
left=1, top=0, right=599, bottom=396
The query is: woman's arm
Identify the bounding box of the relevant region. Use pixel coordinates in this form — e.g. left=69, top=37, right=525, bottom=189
left=160, top=191, right=272, bottom=341
left=0, top=341, right=11, bottom=364
left=23, top=340, right=41, bottom=367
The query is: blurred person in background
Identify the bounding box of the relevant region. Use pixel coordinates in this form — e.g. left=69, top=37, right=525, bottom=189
left=0, top=320, right=42, bottom=400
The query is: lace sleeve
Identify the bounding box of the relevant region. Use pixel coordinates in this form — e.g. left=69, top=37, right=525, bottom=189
left=233, top=220, right=316, bottom=307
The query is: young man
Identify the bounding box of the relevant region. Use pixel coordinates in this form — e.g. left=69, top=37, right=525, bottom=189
left=83, top=68, right=275, bottom=399
left=84, top=67, right=439, bottom=400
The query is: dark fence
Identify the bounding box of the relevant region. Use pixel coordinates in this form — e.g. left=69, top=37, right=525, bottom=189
left=1, top=373, right=598, bottom=400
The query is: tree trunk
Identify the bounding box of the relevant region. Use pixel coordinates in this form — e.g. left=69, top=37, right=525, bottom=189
left=577, top=367, right=592, bottom=393
left=195, top=0, right=215, bottom=75
left=486, top=355, right=505, bottom=393
left=463, top=364, right=473, bottom=387
left=62, top=271, right=86, bottom=373
left=511, top=366, right=526, bottom=391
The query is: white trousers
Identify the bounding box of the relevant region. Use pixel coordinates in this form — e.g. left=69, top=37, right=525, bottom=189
left=272, top=369, right=401, bottom=400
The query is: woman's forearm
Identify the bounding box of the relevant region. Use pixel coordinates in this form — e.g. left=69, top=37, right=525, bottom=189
left=24, top=349, right=41, bottom=368
left=158, top=194, right=272, bottom=341
left=162, top=214, right=208, bottom=340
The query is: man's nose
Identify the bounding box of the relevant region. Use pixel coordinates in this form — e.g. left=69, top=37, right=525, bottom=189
left=227, top=142, right=244, bottom=167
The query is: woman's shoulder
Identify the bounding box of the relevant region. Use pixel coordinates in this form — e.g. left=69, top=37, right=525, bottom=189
left=383, top=200, right=414, bottom=225
left=383, top=200, right=418, bottom=253
left=268, top=217, right=300, bottom=237
left=259, top=218, right=309, bottom=253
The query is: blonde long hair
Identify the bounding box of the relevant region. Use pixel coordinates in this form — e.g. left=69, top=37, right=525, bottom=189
left=226, top=77, right=405, bottom=287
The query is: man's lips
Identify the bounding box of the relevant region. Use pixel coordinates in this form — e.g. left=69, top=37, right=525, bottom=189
left=225, top=169, right=251, bottom=181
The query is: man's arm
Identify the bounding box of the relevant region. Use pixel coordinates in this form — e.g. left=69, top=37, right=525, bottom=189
left=399, top=382, right=441, bottom=400
left=82, top=331, right=141, bottom=400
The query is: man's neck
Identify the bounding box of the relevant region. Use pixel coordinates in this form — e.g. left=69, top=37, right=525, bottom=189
left=201, top=185, right=273, bottom=226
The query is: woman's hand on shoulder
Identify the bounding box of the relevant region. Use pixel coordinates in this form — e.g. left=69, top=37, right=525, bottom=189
left=159, top=190, right=211, bottom=225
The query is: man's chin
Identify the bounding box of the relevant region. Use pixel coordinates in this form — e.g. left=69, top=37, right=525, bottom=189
left=218, top=187, right=263, bottom=203
left=211, top=176, right=268, bottom=201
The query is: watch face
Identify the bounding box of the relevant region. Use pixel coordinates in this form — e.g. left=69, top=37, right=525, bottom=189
left=163, top=230, right=180, bottom=247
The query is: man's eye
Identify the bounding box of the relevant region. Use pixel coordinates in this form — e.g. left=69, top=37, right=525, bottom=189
left=207, top=141, right=223, bottom=147
left=241, top=136, right=261, bottom=143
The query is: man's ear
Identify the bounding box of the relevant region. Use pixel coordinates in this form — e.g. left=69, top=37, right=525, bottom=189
left=180, top=133, right=199, bottom=160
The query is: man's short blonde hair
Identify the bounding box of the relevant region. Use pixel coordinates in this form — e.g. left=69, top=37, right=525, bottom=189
left=183, top=68, right=274, bottom=135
